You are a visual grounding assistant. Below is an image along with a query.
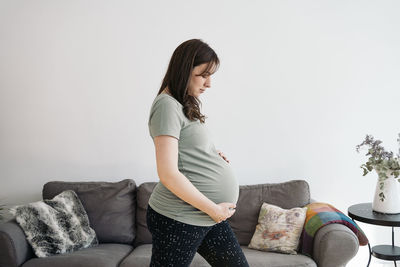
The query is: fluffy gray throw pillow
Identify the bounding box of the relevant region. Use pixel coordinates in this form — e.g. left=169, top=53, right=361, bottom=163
left=10, top=190, right=98, bottom=257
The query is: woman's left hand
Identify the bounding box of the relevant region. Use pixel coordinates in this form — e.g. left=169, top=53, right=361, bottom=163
left=217, top=150, right=230, bottom=163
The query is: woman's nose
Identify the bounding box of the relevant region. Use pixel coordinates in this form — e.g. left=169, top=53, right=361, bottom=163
left=205, top=76, right=211, bottom=88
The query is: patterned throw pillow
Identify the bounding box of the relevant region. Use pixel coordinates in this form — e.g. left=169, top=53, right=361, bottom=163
left=248, top=203, right=307, bottom=254
left=10, top=190, right=98, bottom=257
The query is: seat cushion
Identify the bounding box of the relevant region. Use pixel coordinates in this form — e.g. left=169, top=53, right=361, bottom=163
left=241, top=246, right=316, bottom=267
left=228, top=180, right=310, bottom=245
left=42, top=179, right=136, bottom=244
left=119, top=244, right=316, bottom=267
left=119, top=244, right=210, bottom=267
left=22, top=243, right=133, bottom=267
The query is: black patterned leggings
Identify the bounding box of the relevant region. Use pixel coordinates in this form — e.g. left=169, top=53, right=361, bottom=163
left=146, top=205, right=249, bottom=267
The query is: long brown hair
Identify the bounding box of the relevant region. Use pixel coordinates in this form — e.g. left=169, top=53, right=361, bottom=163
left=157, top=39, right=220, bottom=123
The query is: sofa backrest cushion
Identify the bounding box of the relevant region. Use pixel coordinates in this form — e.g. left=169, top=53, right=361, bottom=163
left=134, top=182, right=157, bottom=247
left=42, top=179, right=136, bottom=244
left=228, top=180, right=311, bottom=245
left=134, top=180, right=310, bottom=247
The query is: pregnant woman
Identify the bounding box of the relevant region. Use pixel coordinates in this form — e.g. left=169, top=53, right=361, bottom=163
left=147, top=39, right=249, bottom=267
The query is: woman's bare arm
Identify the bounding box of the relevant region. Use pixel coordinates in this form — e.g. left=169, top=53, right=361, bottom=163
left=153, top=135, right=235, bottom=223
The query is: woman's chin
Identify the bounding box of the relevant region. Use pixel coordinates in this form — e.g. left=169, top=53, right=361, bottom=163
left=189, top=91, right=203, bottom=98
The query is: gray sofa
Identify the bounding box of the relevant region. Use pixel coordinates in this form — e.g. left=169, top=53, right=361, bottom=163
left=0, top=179, right=359, bottom=267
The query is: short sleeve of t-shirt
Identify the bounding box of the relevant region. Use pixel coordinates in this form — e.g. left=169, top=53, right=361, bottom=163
left=148, top=96, right=184, bottom=140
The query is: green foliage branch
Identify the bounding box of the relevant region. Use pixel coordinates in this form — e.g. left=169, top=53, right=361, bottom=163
left=356, top=134, right=400, bottom=201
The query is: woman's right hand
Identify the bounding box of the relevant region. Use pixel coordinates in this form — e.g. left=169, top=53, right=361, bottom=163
left=209, top=202, right=236, bottom=223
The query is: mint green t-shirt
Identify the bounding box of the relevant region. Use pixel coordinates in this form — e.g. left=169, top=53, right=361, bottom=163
left=148, top=93, right=239, bottom=226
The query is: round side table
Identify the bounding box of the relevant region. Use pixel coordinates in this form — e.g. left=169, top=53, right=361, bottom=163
left=348, top=203, right=400, bottom=267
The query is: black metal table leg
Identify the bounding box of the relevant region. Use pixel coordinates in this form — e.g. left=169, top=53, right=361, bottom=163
left=393, top=227, right=397, bottom=267
left=348, top=204, right=400, bottom=267
left=367, top=242, right=372, bottom=267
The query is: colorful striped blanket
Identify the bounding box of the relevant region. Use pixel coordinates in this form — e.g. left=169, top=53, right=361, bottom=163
left=299, top=202, right=368, bottom=257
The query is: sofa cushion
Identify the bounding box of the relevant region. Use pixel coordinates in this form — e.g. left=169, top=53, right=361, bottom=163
left=119, top=244, right=316, bottom=267
left=42, top=179, right=136, bottom=244
left=248, top=203, right=307, bottom=254
left=134, top=181, right=310, bottom=247
left=11, top=190, right=98, bottom=257
left=241, top=246, right=316, bottom=267
left=228, top=180, right=310, bottom=246
left=22, top=243, right=133, bottom=267
left=120, top=244, right=210, bottom=267
left=134, top=182, right=157, bottom=247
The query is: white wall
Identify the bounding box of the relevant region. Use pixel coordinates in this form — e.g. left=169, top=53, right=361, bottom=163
left=1, top=1, right=399, bottom=266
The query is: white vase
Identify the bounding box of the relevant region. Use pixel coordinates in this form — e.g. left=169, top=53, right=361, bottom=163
left=372, top=173, right=400, bottom=214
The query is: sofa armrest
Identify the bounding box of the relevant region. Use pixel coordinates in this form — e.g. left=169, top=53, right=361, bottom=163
left=0, top=220, right=34, bottom=267
left=312, top=224, right=359, bottom=267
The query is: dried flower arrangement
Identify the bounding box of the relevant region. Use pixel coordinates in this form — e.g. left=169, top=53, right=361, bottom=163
left=356, top=134, right=400, bottom=201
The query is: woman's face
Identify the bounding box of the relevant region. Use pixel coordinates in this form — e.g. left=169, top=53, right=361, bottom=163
left=187, top=63, right=215, bottom=98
